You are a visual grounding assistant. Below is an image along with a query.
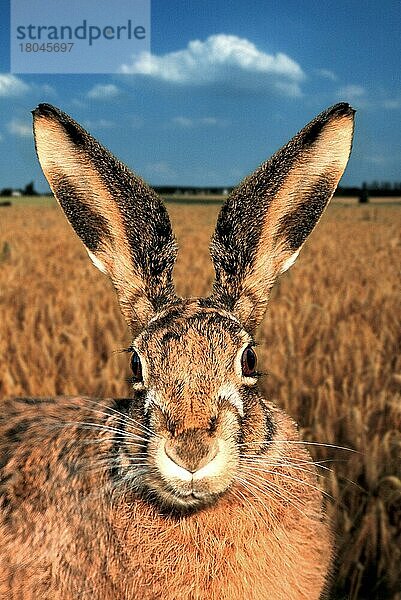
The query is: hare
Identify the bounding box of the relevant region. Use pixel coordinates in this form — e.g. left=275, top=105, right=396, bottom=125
left=0, top=102, right=354, bottom=599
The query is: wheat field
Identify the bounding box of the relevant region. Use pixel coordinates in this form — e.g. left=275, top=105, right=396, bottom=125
left=0, top=199, right=400, bottom=599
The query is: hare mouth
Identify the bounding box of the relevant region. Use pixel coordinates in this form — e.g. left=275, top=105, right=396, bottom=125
left=141, top=464, right=231, bottom=511
left=148, top=480, right=225, bottom=512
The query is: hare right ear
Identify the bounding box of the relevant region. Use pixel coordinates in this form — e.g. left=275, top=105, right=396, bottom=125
left=209, top=103, right=355, bottom=332
left=32, top=104, right=178, bottom=332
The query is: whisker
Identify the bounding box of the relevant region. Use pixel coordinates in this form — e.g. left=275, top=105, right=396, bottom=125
left=239, top=471, right=313, bottom=521
left=239, top=440, right=358, bottom=453
left=72, top=438, right=148, bottom=450
left=81, top=399, right=156, bottom=437
left=232, top=483, right=295, bottom=552
left=60, top=421, right=150, bottom=443
left=239, top=472, right=300, bottom=510
left=241, top=458, right=325, bottom=479
left=240, top=453, right=330, bottom=470
left=237, top=473, right=310, bottom=521
left=241, top=470, right=307, bottom=506
left=241, top=457, right=356, bottom=484
left=243, top=465, right=332, bottom=500
left=240, top=454, right=360, bottom=488
left=82, top=410, right=154, bottom=439
left=231, top=482, right=274, bottom=532
left=82, top=456, right=151, bottom=469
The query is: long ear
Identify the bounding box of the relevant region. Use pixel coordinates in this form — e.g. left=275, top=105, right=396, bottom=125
left=208, top=102, right=355, bottom=332
left=32, top=103, right=178, bottom=332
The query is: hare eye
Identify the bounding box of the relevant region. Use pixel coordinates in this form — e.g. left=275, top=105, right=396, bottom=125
left=241, top=347, right=257, bottom=377
left=130, top=351, right=143, bottom=382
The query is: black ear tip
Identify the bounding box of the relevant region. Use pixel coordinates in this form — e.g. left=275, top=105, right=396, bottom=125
left=32, top=104, right=87, bottom=145
left=32, top=103, right=62, bottom=120
left=328, top=102, right=356, bottom=119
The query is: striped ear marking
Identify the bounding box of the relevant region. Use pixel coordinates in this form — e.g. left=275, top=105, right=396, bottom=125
left=32, top=103, right=178, bottom=331
left=209, top=103, right=355, bottom=331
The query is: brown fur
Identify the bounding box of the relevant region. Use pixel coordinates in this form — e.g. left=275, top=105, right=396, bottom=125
left=0, top=397, right=330, bottom=600
left=0, top=103, right=354, bottom=599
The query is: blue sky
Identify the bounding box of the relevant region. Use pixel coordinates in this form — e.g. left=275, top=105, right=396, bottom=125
left=1, top=0, right=400, bottom=191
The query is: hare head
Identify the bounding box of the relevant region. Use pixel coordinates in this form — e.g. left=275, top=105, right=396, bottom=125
left=33, top=103, right=354, bottom=513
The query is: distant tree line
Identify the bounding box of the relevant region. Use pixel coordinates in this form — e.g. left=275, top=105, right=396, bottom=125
left=2, top=181, right=401, bottom=202
left=336, top=181, right=401, bottom=201
left=0, top=181, right=38, bottom=197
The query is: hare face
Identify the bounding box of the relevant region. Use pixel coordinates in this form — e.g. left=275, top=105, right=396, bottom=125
left=119, top=301, right=273, bottom=511
left=32, top=102, right=354, bottom=515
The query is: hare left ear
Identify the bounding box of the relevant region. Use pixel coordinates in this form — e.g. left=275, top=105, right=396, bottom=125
left=209, top=103, right=355, bottom=332
left=32, top=103, right=178, bottom=332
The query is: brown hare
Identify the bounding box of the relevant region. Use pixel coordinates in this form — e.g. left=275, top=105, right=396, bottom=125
left=0, top=102, right=354, bottom=599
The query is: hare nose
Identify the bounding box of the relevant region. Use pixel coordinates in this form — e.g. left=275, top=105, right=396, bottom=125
left=164, top=436, right=219, bottom=473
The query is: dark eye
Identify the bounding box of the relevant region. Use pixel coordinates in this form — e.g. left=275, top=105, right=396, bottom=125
left=241, top=346, right=257, bottom=376
left=130, top=351, right=143, bottom=382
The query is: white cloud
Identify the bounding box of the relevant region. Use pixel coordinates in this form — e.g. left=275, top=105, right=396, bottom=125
left=274, top=80, right=304, bottom=98
left=87, top=83, right=120, bottom=99
left=316, top=68, right=338, bottom=81
left=120, top=34, right=304, bottom=96
left=39, top=83, right=56, bottom=96
left=337, top=84, right=366, bottom=101
left=172, top=116, right=193, bottom=128
left=382, top=98, right=401, bottom=109
left=0, top=74, right=29, bottom=97
left=8, top=118, right=31, bottom=137
left=144, top=161, right=176, bottom=178
left=334, top=87, right=401, bottom=110
left=70, top=98, right=87, bottom=109
left=336, top=84, right=370, bottom=108
left=200, top=117, right=221, bottom=126
left=172, top=116, right=226, bottom=128
left=83, top=119, right=115, bottom=129
left=364, top=154, right=388, bottom=165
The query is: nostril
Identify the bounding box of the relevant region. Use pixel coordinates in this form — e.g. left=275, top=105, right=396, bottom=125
left=164, top=438, right=219, bottom=473
left=164, top=439, right=189, bottom=471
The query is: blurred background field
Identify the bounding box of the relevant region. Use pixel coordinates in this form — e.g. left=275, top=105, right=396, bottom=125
left=0, top=198, right=400, bottom=599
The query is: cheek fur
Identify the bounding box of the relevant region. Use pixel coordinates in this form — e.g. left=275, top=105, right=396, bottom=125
left=240, top=394, right=276, bottom=452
